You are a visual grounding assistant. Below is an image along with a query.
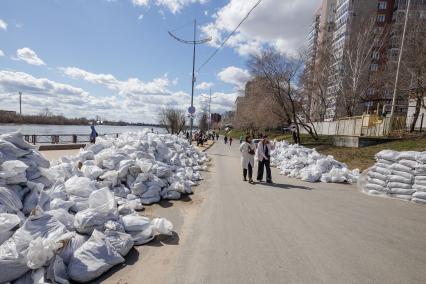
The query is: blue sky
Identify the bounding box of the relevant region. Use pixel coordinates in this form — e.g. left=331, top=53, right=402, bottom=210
left=0, top=0, right=317, bottom=123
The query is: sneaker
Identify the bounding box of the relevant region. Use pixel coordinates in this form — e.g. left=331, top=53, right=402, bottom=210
left=243, top=178, right=247, bottom=181
left=266, top=180, right=273, bottom=184
left=249, top=180, right=254, bottom=184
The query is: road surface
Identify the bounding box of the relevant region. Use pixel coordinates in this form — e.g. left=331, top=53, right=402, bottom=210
left=102, top=140, right=426, bottom=284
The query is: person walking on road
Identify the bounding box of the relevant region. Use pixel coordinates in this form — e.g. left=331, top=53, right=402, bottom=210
left=240, top=136, right=255, bottom=183
left=256, top=135, right=275, bottom=183
left=224, top=135, right=228, bottom=144
left=229, top=137, right=233, bottom=146
left=216, top=133, right=219, bottom=141
left=89, top=125, right=98, bottom=144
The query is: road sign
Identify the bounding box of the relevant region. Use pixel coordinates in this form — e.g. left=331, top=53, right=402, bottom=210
left=188, top=106, right=196, bottom=114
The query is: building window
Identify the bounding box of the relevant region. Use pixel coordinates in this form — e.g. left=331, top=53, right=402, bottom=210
left=378, top=1, right=387, bottom=10
left=372, top=51, right=380, bottom=60
left=370, top=64, right=379, bottom=71
left=377, top=14, right=386, bottom=22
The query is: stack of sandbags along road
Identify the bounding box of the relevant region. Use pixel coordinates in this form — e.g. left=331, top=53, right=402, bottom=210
left=0, top=130, right=209, bottom=283
left=270, top=141, right=359, bottom=183
left=362, top=150, right=426, bottom=204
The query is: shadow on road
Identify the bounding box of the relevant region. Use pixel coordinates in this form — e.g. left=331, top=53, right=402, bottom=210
left=254, top=182, right=312, bottom=190
left=154, top=194, right=193, bottom=209
left=146, top=231, right=180, bottom=247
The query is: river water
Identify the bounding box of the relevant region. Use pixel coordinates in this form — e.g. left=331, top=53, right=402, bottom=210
left=0, top=124, right=165, bottom=135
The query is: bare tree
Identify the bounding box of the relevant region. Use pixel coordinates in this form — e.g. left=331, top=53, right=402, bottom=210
left=401, top=16, right=426, bottom=132
left=158, top=107, right=186, bottom=134
left=337, top=16, right=390, bottom=117
left=248, top=49, right=320, bottom=143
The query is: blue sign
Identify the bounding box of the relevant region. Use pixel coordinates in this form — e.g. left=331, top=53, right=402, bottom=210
left=188, top=106, right=196, bottom=114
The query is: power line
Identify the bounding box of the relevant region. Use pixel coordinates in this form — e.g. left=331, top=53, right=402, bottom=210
left=196, top=0, right=262, bottom=72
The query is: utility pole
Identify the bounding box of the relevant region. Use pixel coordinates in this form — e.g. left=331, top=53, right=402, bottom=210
left=168, top=20, right=211, bottom=142
left=19, top=92, right=22, bottom=115
left=390, top=0, right=411, bottom=117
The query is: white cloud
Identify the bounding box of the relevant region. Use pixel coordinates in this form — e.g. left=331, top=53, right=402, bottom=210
left=61, top=66, right=170, bottom=96
left=15, top=48, right=46, bottom=66
left=132, top=0, right=149, bottom=6
left=217, top=66, right=250, bottom=89
left=201, top=0, right=318, bottom=57
left=195, top=81, right=213, bottom=90
left=0, top=69, right=236, bottom=122
left=0, top=19, right=7, bottom=31
left=132, top=0, right=208, bottom=14
left=138, top=13, right=144, bottom=20
left=0, top=70, right=88, bottom=97
left=0, top=50, right=4, bottom=57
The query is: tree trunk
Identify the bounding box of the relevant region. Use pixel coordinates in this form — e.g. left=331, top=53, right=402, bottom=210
left=410, top=95, right=423, bottom=132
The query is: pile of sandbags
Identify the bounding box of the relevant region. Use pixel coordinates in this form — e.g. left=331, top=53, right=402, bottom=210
left=270, top=141, right=359, bottom=183
left=360, top=150, right=426, bottom=205
left=0, top=130, right=208, bottom=282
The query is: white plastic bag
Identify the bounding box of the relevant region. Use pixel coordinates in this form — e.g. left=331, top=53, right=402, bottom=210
left=68, top=230, right=124, bottom=283
left=151, top=218, right=173, bottom=236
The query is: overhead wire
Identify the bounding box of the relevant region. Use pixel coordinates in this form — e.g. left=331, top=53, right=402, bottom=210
left=196, top=0, right=262, bottom=72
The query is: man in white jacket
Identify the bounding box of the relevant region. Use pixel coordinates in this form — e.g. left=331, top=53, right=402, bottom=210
left=256, top=135, right=275, bottom=183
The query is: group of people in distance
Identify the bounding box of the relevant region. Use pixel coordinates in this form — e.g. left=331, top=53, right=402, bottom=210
left=239, top=135, right=275, bottom=184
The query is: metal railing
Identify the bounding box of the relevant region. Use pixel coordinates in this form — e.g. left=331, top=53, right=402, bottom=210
left=23, top=133, right=120, bottom=145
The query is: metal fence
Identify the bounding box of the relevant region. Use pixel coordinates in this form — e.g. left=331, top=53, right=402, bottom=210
left=300, top=114, right=424, bottom=137
left=23, top=133, right=120, bottom=145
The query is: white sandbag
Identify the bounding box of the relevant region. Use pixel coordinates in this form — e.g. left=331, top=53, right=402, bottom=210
left=129, top=226, right=155, bottom=245
left=25, top=150, right=50, bottom=168
left=0, top=186, right=23, bottom=212
left=367, top=171, right=387, bottom=181
left=398, top=159, right=418, bottom=169
left=0, top=140, right=30, bottom=159
left=26, top=237, right=63, bottom=269
left=64, top=176, right=97, bottom=198
left=398, top=151, right=418, bottom=161
left=104, top=230, right=134, bottom=256
left=413, top=191, right=426, bottom=200
left=387, top=182, right=412, bottom=189
left=367, top=189, right=386, bottom=196
left=366, top=183, right=387, bottom=192
left=46, top=209, right=75, bottom=231
left=370, top=165, right=391, bottom=175
left=151, top=218, right=173, bottom=236
left=81, top=164, right=103, bottom=179
left=46, top=255, right=69, bottom=284
left=389, top=194, right=412, bottom=201
left=375, top=150, right=400, bottom=161
left=0, top=213, right=21, bottom=232
left=121, top=215, right=150, bottom=232
left=0, top=131, right=35, bottom=150
left=416, top=152, right=426, bottom=163
left=412, top=197, right=426, bottom=205
left=367, top=177, right=387, bottom=187
left=413, top=184, right=426, bottom=192
left=58, top=234, right=89, bottom=265
left=389, top=163, right=412, bottom=173
left=388, top=175, right=412, bottom=184
left=389, top=170, right=413, bottom=180
left=68, top=230, right=124, bottom=283
left=388, top=188, right=415, bottom=195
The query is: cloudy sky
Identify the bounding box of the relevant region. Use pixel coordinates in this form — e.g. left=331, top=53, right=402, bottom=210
left=0, top=0, right=318, bottom=123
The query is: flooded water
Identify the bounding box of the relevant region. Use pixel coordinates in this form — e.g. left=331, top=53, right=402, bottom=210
left=0, top=124, right=165, bottom=135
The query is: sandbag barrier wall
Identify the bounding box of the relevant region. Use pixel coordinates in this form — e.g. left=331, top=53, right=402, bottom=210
left=362, top=150, right=426, bottom=204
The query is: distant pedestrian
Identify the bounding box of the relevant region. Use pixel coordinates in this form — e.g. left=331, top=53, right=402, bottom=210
left=216, top=133, right=219, bottom=141
left=229, top=137, right=233, bottom=146
left=89, top=125, right=98, bottom=144
left=256, top=135, right=275, bottom=183
left=186, top=131, right=190, bottom=141
left=239, top=134, right=243, bottom=144
left=224, top=136, right=228, bottom=144
left=240, top=136, right=255, bottom=184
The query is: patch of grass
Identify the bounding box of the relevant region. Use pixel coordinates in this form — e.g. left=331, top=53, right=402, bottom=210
left=315, top=136, right=426, bottom=170
left=225, top=128, right=426, bottom=171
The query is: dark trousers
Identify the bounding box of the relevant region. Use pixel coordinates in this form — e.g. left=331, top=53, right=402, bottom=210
left=243, top=163, right=253, bottom=180
left=257, top=159, right=272, bottom=182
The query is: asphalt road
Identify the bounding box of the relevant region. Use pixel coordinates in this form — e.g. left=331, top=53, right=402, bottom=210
left=103, top=140, right=426, bottom=284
